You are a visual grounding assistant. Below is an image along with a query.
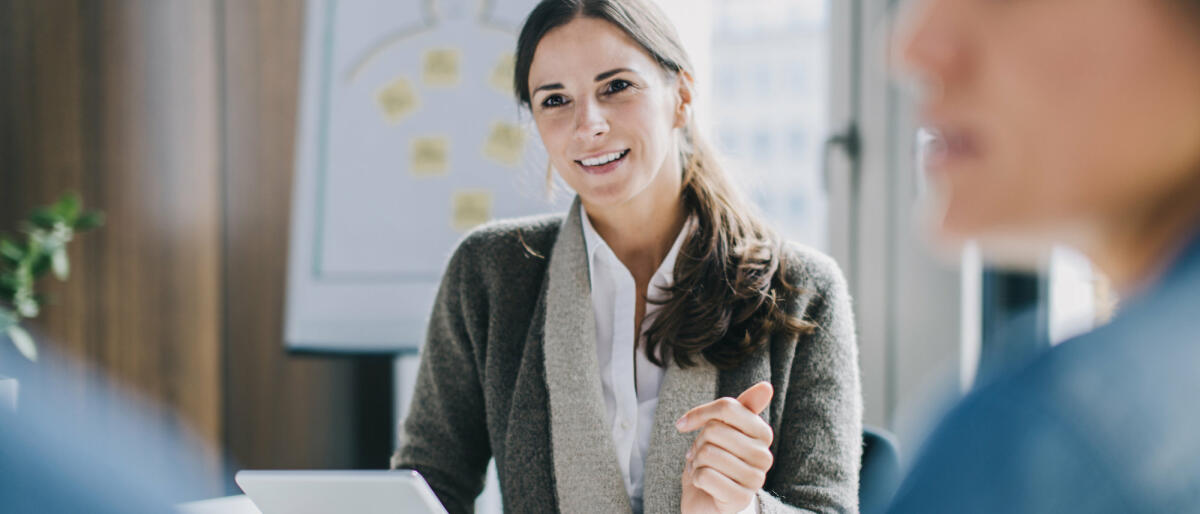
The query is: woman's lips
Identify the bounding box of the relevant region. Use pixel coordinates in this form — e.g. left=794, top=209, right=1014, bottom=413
left=575, top=149, right=630, bottom=175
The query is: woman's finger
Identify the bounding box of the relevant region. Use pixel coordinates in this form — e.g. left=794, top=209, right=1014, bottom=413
left=688, top=420, right=774, bottom=472
left=691, top=464, right=757, bottom=511
left=676, top=394, right=774, bottom=444
left=689, top=439, right=768, bottom=489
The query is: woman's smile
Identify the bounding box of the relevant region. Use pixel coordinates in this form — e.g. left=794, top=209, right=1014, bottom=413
left=575, top=148, right=631, bottom=175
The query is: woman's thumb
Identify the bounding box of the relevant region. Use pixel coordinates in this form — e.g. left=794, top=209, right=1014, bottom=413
left=736, top=381, right=773, bottom=415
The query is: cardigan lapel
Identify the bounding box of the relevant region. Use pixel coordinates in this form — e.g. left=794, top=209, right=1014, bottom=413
left=723, top=339, right=774, bottom=425
left=543, top=197, right=632, bottom=514
left=642, top=341, right=775, bottom=513
left=641, top=356, right=719, bottom=513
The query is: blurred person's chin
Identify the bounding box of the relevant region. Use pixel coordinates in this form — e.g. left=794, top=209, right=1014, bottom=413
left=916, top=180, right=1085, bottom=271
left=912, top=131, right=1061, bottom=268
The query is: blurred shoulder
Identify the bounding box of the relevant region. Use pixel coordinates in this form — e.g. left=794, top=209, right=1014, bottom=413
left=888, top=375, right=1131, bottom=514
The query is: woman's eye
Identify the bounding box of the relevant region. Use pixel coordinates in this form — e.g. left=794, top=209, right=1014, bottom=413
left=541, top=94, right=567, bottom=108
left=605, top=79, right=632, bottom=94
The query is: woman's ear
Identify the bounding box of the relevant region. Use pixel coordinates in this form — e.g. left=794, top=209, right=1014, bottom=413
left=674, top=70, right=695, bottom=129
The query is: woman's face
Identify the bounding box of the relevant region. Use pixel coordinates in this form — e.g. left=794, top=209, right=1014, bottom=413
left=898, top=0, right=1200, bottom=242
left=527, top=17, right=687, bottom=210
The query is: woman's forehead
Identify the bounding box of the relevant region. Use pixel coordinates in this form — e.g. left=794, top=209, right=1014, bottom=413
left=528, top=17, right=659, bottom=88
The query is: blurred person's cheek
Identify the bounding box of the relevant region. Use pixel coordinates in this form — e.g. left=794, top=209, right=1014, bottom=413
left=911, top=0, right=1200, bottom=248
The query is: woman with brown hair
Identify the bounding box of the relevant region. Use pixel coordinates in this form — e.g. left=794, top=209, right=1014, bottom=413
left=392, top=1, right=861, bottom=512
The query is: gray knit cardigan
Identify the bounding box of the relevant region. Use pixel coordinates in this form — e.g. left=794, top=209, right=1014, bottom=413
left=392, top=200, right=862, bottom=513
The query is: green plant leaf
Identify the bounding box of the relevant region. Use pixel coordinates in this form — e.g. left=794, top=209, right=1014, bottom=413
left=6, top=324, right=37, bottom=362
left=74, top=212, right=105, bottom=231
left=0, top=238, right=22, bottom=262
left=0, top=272, right=16, bottom=290
left=31, top=253, right=52, bottom=277
left=29, top=207, right=60, bottom=230
left=52, top=248, right=69, bottom=280
left=54, top=192, right=81, bottom=221
left=15, top=293, right=38, bottom=318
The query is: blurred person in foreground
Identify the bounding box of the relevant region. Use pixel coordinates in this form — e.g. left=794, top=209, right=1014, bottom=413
left=886, top=0, right=1200, bottom=512
left=0, top=344, right=216, bottom=513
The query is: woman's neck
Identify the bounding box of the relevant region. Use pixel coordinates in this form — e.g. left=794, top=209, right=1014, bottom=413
left=583, top=174, right=688, bottom=283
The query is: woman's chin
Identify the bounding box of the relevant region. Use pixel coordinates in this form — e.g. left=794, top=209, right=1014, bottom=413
left=577, top=193, right=631, bottom=212
left=573, top=180, right=637, bottom=209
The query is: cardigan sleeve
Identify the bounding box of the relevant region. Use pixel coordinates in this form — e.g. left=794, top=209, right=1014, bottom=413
left=759, top=246, right=863, bottom=514
left=391, top=237, right=492, bottom=514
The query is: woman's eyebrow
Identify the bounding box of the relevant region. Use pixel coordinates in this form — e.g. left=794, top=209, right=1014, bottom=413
left=531, top=68, right=634, bottom=95
left=533, top=82, right=564, bottom=94
left=594, top=68, right=633, bottom=82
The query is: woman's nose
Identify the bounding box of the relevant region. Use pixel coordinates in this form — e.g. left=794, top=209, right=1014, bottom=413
left=573, top=98, right=609, bottom=142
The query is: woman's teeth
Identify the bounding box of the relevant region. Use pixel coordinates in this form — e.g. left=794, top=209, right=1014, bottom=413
left=579, top=150, right=628, bottom=166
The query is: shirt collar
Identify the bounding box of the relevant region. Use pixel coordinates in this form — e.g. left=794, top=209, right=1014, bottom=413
left=1163, top=225, right=1200, bottom=285
left=580, top=202, right=608, bottom=265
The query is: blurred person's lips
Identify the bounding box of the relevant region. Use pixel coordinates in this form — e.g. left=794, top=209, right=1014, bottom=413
left=923, top=123, right=982, bottom=176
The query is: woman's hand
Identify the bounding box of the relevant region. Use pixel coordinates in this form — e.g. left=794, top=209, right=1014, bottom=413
left=676, top=381, right=774, bottom=514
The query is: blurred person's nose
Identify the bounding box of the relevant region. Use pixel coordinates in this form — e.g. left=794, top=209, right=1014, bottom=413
left=895, top=0, right=967, bottom=104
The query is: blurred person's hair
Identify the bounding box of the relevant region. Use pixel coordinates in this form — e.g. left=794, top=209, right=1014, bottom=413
left=513, top=0, right=813, bottom=370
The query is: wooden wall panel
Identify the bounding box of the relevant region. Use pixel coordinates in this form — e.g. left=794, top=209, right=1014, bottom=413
left=2, top=0, right=394, bottom=497
left=0, top=0, right=224, bottom=496
left=219, top=0, right=394, bottom=476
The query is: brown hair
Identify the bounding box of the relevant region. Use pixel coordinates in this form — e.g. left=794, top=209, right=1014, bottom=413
left=514, top=0, right=814, bottom=370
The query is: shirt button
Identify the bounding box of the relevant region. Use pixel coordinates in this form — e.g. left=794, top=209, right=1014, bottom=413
left=620, top=420, right=631, bottom=431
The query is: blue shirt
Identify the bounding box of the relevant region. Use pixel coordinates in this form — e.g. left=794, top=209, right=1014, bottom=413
left=886, top=232, right=1200, bottom=513
left=0, top=349, right=215, bottom=513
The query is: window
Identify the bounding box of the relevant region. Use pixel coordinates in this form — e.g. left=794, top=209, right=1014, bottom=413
left=753, top=129, right=773, bottom=163
left=660, top=0, right=831, bottom=251
left=790, top=126, right=807, bottom=162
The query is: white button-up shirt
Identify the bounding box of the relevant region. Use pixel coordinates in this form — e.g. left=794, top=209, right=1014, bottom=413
left=581, top=205, right=757, bottom=514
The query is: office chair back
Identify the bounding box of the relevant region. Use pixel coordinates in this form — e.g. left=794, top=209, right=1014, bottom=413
left=860, top=426, right=901, bottom=514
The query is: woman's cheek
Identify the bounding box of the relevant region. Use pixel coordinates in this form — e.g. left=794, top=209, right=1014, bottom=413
left=535, top=116, right=570, bottom=164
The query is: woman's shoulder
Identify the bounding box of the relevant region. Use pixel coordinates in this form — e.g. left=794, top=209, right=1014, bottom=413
left=775, top=241, right=854, bottom=332
left=447, top=212, right=564, bottom=268
left=779, top=241, right=848, bottom=295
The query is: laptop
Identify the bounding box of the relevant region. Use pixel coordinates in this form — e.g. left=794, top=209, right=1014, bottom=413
left=234, top=469, right=449, bottom=514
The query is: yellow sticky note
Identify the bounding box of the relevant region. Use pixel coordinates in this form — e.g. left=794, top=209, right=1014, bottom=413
left=423, top=48, right=461, bottom=87
left=376, top=77, right=418, bottom=124
left=483, top=122, right=526, bottom=167
left=411, top=137, right=449, bottom=176
left=452, top=190, right=493, bottom=232
left=489, top=53, right=515, bottom=94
